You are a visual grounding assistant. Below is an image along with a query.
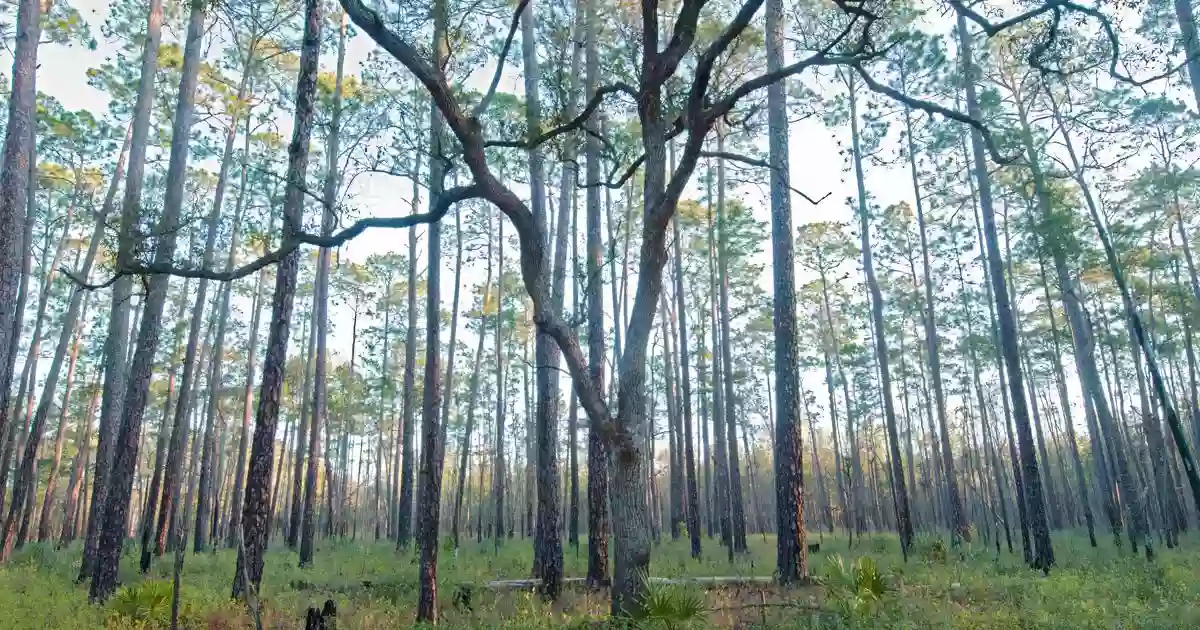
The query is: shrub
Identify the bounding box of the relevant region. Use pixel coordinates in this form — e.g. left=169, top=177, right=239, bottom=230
left=635, top=573, right=707, bottom=629
left=821, top=555, right=894, bottom=618
left=914, top=535, right=948, bottom=565
left=110, top=580, right=173, bottom=627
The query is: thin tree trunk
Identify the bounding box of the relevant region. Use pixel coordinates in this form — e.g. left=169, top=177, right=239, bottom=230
left=138, top=289, right=186, bottom=572
left=36, top=294, right=87, bottom=543
left=69, top=119, right=130, bottom=576
left=194, top=70, right=254, bottom=554
left=707, top=176, right=731, bottom=551
left=714, top=145, right=748, bottom=554
left=60, top=376, right=100, bottom=548
left=583, top=0, right=609, bottom=582
left=232, top=0, right=320, bottom=598
left=226, top=108, right=265, bottom=548
left=847, top=73, right=913, bottom=556
left=451, top=237, right=490, bottom=547
left=766, top=0, right=806, bottom=577
left=901, top=86, right=968, bottom=543
left=90, top=3, right=205, bottom=600
left=0, top=0, right=40, bottom=547
left=959, top=15, right=1053, bottom=572
left=299, top=9, right=346, bottom=567
left=416, top=11, right=447, bottom=614
left=397, top=144, right=422, bottom=550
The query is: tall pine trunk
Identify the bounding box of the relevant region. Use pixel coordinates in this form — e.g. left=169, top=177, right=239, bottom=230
left=232, top=0, right=320, bottom=597
left=958, top=15, right=1053, bottom=572
left=299, top=9, right=346, bottom=567
left=0, top=0, right=40, bottom=549
left=583, top=0, right=609, bottom=583
left=847, top=73, right=913, bottom=556
left=766, top=0, right=806, bottom=579
left=91, top=3, right=206, bottom=600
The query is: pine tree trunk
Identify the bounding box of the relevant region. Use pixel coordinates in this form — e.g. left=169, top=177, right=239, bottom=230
left=232, top=0, right=320, bottom=598
left=437, top=186, right=464, bottom=531
left=714, top=145, right=748, bottom=554
left=707, top=181, right=732, bottom=551
left=194, top=68, right=254, bottom=554
left=451, top=234, right=490, bottom=547
left=766, top=0, right=806, bottom=578
left=0, top=0, right=40, bottom=547
left=958, top=15, right=1054, bottom=572
left=3, top=177, right=83, bottom=553
left=299, top=9, right=346, bottom=567
left=228, top=166, right=271, bottom=549
left=847, top=75, right=913, bottom=554
left=521, top=0, right=563, bottom=593
left=583, top=0, right=609, bottom=582
left=138, top=289, right=186, bottom=573
left=493, top=219, right=506, bottom=552
left=660, top=296, right=683, bottom=541
left=1174, top=0, right=1200, bottom=111
left=37, top=294, right=87, bottom=543
left=397, top=144, right=422, bottom=550
left=901, top=92, right=968, bottom=544
left=60, top=378, right=99, bottom=547
left=69, top=119, right=129, bottom=572
left=90, top=3, right=206, bottom=600
left=416, top=16, right=447, bottom=612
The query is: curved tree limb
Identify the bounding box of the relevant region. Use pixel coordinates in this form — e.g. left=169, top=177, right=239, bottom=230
left=850, top=64, right=1021, bottom=165
left=483, top=82, right=637, bottom=149
left=64, top=183, right=484, bottom=290
left=698, top=150, right=833, bottom=205
left=471, top=0, right=532, bottom=118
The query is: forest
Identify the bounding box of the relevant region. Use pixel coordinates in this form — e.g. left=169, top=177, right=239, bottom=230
left=1, top=0, right=1200, bottom=627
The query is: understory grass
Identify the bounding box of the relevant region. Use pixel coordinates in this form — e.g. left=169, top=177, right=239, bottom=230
left=1, top=530, right=1197, bottom=628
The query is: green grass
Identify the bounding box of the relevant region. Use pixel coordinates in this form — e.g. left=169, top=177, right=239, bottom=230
left=1, top=530, right=1198, bottom=628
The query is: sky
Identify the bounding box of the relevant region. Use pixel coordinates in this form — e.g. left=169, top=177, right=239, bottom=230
left=26, top=0, right=957, bottom=435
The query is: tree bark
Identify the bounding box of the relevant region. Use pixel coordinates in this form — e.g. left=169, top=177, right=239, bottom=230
left=0, top=0, right=40, bottom=547
left=232, top=0, right=320, bottom=598
left=766, top=0, right=806, bottom=579
left=195, top=68, right=255, bottom=554
left=90, top=2, right=205, bottom=601
left=958, top=15, right=1053, bottom=572
left=847, top=73, right=913, bottom=555
left=583, top=0, right=609, bottom=583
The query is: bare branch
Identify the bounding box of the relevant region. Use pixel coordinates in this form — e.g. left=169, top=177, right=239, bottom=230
left=483, top=82, right=637, bottom=149
left=68, top=184, right=484, bottom=290
left=707, top=16, right=865, bottom=120
left=699, top=150, right=833, bottom=205
left=471, top=0, right=532, bottom=118
left=655, top=0, right=708, bottom=85
left=947, top=0, right=1056, bottom=36
left=850, top=64, right=1020, bottom=165
left=950, top=0, right=1191, bottom=88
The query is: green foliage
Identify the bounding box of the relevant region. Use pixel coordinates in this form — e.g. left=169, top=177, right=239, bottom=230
left=635, top=575, right=708, bottom=630
left=913, top=534, right=948, bottom=565
left=820, top=555, right=894, bottom=618
left=109, top=580, right=173, bottom=627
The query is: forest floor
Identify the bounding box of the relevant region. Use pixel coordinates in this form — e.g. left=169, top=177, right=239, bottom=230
left=0, top=529, right=1197, bottom=628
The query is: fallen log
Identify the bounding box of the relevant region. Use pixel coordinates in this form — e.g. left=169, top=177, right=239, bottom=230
left=483, top=576, right=779, bottom=590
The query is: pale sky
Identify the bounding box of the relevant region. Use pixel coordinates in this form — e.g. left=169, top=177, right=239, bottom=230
left=27, top=0, right=1030, bottom=442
